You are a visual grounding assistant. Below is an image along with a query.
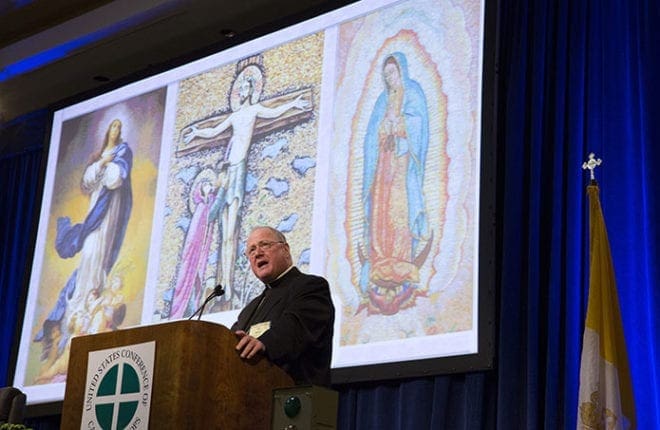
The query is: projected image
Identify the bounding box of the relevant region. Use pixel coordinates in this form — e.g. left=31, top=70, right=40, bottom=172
left=15, top=0, right=489, bottom=403
left=326, top=0, right=481, bottom=366
left=25, top=90, right=167, bottom=385
left=154, top=34, right=323, bottom=320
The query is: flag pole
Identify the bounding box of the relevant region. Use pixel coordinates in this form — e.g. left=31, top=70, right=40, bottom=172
left=577, top=153, right=636, bottom=429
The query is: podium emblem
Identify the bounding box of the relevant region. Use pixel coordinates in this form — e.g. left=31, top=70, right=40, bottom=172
left=82, top=341, right=155, bottom=430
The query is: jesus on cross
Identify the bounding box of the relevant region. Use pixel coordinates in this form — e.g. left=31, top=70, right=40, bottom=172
left=180, top=56, right=312, bottom=302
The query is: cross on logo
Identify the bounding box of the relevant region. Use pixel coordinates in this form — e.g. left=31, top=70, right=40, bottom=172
left=95, top=363, right=141, bottom=430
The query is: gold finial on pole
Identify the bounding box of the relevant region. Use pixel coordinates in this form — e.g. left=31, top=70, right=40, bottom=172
left=582, top=152, right=602, bottom=181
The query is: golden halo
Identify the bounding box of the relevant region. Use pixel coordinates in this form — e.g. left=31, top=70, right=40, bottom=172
left=229, top=64, right=264, bottom=111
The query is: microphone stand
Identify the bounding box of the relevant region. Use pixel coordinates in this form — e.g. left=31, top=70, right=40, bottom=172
left=188, top=284, right=225, bottom=320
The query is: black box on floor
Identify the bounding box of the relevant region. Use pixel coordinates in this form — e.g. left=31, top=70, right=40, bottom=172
left=271, top=385, right=338, bottom=430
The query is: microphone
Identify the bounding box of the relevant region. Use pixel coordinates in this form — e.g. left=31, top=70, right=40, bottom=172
left=188, top=284, right=225, bottom=320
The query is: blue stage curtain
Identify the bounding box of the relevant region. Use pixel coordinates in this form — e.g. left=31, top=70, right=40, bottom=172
left=338, top=0, right=660, bottom=428
left=0, top=111, right=47, bottom=386
left=1, top=0, right=659, bottom=429
left=493, top=0, right=660, bottom=428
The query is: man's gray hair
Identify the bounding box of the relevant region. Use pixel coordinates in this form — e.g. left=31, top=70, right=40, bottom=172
left=249, top=226, right=287, bottom=244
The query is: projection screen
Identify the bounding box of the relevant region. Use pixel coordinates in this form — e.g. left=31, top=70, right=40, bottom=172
left=14, top=0, right=495, bottom=404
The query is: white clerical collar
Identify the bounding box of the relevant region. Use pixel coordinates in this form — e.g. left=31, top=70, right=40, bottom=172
left=267, top=265, right=295, bottom=288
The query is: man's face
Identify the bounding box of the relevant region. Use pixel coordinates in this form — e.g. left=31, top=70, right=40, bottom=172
left=246, top=228, right=291, bottom=283
left=239, top=79, right=252, bottom=104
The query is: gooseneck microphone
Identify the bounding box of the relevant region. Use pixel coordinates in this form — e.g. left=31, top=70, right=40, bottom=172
left=188, top=284, right=225, bottom=320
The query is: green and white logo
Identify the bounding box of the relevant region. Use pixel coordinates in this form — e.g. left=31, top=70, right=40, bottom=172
left=82, top=341, right=155, bottom=430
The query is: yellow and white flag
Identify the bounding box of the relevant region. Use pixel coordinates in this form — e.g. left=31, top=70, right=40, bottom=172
left=577, top=183, right=635, bottom=430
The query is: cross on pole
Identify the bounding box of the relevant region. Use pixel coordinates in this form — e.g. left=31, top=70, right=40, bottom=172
left=582, top=152, right=602, bottom=181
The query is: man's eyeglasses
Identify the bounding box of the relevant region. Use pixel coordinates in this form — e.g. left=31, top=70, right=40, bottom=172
left=245, top=240, right=285, bottom=257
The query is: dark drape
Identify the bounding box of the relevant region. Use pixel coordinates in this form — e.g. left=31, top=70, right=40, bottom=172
left=493, top=0, right=660, bottom=428
left=1, top=0, right=659, bottom=429
left=0, top=111, right=47, bottom=386
left=338, top=0, right=660, bottom=428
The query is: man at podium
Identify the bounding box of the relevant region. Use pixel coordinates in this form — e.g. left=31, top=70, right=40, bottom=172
left=232, top=226, right=335, bottom=386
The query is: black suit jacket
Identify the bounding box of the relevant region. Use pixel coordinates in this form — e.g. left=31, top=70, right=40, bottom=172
left=231, top=267, right=335, bottom=386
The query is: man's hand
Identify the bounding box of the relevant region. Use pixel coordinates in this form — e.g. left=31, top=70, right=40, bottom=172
left=235, top=330, right=266, bottom=359
left=181, top=124, right=198, bottom=145
left=291, top=93, right=310, bottom=111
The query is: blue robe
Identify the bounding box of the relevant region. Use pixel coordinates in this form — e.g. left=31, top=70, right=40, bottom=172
left=35, top=142, right=132, bottom=347
left=360, top=52, right=429, bottom=292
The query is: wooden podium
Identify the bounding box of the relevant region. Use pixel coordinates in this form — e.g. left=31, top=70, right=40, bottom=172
left=61, top=320, right=293, bottom=429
